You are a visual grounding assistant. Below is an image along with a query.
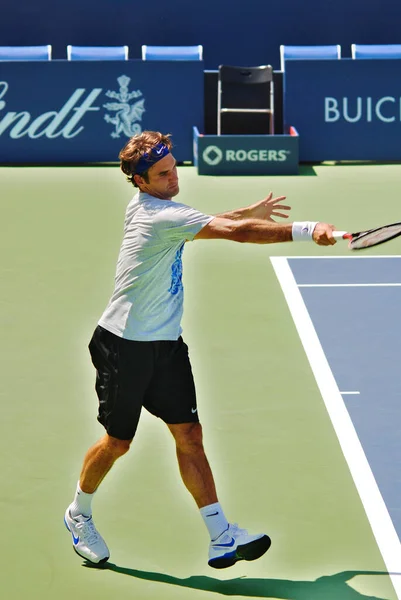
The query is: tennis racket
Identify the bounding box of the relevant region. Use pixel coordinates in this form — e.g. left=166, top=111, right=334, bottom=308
left=333, top=221, right=401, bottom=250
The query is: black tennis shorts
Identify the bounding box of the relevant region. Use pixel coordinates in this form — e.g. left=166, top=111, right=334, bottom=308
left=88, top=325, right=199, bottom=440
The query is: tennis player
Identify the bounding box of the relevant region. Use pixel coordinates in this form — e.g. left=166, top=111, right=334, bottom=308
left=64, top=131, right=336, bottom=567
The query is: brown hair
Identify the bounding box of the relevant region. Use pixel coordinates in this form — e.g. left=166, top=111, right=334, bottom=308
left=119, top=131, right=173, bottom=187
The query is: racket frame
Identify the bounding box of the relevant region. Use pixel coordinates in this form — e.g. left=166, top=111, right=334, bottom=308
left=333, top=222, right=401, bottom=249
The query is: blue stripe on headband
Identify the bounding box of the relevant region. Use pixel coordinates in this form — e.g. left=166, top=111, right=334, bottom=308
left=135, top=143, right=170, bottom=174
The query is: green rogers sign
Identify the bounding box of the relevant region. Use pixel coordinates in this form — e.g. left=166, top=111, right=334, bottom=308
left=193, top=127, right=299, bottom=175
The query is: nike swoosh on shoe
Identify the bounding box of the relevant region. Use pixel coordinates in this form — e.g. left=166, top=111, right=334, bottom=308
left=212, top=537, right=235, bottom=548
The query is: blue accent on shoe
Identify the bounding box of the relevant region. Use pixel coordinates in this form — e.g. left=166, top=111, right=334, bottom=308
left=221, top=550, right=236, bottom=558
left=208, top=549, right=236, bottom=566
left=212, top=537, right=235, bottom=548
left=64, top=513, right=80, bottom=544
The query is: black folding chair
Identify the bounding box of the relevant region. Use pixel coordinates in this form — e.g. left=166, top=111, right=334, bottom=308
left=217, top=64, right=274, bottom=135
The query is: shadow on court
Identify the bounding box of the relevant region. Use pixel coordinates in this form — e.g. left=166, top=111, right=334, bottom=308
left=83, top=562, right=394, bottom=599
left=298, top=164, right=318, bottom=176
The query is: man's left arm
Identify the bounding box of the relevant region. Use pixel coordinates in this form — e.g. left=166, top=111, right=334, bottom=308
left=216, top=192, right=291, bottom=222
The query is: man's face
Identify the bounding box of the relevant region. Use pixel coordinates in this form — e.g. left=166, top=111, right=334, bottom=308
left=135, top=153, right=179, bottom=200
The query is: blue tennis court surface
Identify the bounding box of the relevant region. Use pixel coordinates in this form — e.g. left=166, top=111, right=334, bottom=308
left=271, top=255, right=401, bottom=598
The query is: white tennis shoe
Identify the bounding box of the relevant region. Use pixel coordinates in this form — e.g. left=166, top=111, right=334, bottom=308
left=208, top=523, right=271, bottom=569
left=64, top=507, right=110, bottom=564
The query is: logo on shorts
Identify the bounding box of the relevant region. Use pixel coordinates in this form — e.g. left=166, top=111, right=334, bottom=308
left=191, top=407, right=198, bottom=413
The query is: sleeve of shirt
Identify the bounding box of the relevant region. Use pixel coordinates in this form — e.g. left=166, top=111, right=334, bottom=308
left=154, top=201, right=214, bottom=243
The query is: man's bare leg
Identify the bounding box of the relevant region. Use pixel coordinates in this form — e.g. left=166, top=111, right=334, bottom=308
left=65, top=434, right=132, bottom=564
left=167, top=422, right=218, bottom=508
left=78, top=434, right=132, bottom=493
left=167, top=421, right=271, bottom=569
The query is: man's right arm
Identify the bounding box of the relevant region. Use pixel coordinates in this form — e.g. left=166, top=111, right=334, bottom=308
left=193, top=217, right=337, bottom=246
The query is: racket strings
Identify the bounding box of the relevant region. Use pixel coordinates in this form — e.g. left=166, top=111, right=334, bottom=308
left=350, top=224, right=401, bottom=249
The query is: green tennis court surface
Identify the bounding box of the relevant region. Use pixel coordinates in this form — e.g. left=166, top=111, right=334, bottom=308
left=1, top=163, right=400, bottom=600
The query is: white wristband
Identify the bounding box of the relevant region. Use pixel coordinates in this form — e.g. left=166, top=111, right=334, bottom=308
left=292, top=221, right=318, bottom=241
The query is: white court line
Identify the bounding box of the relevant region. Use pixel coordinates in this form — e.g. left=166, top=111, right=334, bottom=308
left=299, top=283, right=401, bottom=287
left=271, top=256, right=401, bottom=597
left=340, top=391, right=360, bottom=395
left=283, top=255, right=401, bottom=259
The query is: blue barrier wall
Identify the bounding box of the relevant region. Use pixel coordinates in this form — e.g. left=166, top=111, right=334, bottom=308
left=1, top=0, right=401, bottom=69
left=0, top=61, right=203, bottom=163
left=284, top=59, right=401, bottom=162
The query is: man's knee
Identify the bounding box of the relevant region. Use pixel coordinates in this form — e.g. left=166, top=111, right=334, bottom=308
left=169, top=422, right=204, bottom=453
left=104, top=434, right=133, bottom=458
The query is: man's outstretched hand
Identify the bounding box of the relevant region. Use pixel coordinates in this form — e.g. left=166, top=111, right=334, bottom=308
left=245, top=192, right=291, bottom=222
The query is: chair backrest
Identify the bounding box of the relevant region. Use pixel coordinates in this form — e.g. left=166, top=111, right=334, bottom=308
left=351, top=44, right=401, bottom=59
left=141, top=45, right=203, bottom=60
left=0, top=45, right=52, bottom=61
left=219, top=64, right=273, bottom=85
left=67, top=45, right=129, bottom=60
left=280, top=44, right=341, bottom=70
left=217, top=64, right=274, bottom=134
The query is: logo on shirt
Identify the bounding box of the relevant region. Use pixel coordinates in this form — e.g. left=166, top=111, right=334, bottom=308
left=168, top=246, right=184, bottom=295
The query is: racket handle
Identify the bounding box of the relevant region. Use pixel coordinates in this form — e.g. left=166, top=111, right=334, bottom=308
left=332, top=231, right=349, bottom=239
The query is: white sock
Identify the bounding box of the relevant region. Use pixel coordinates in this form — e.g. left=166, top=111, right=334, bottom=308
left=70, top=482, right=94, bottom=518
left=200, top=502, right=229, bottom=541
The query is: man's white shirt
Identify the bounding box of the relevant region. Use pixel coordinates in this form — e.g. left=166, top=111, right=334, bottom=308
left=99, top=191, right=213, bottom=341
